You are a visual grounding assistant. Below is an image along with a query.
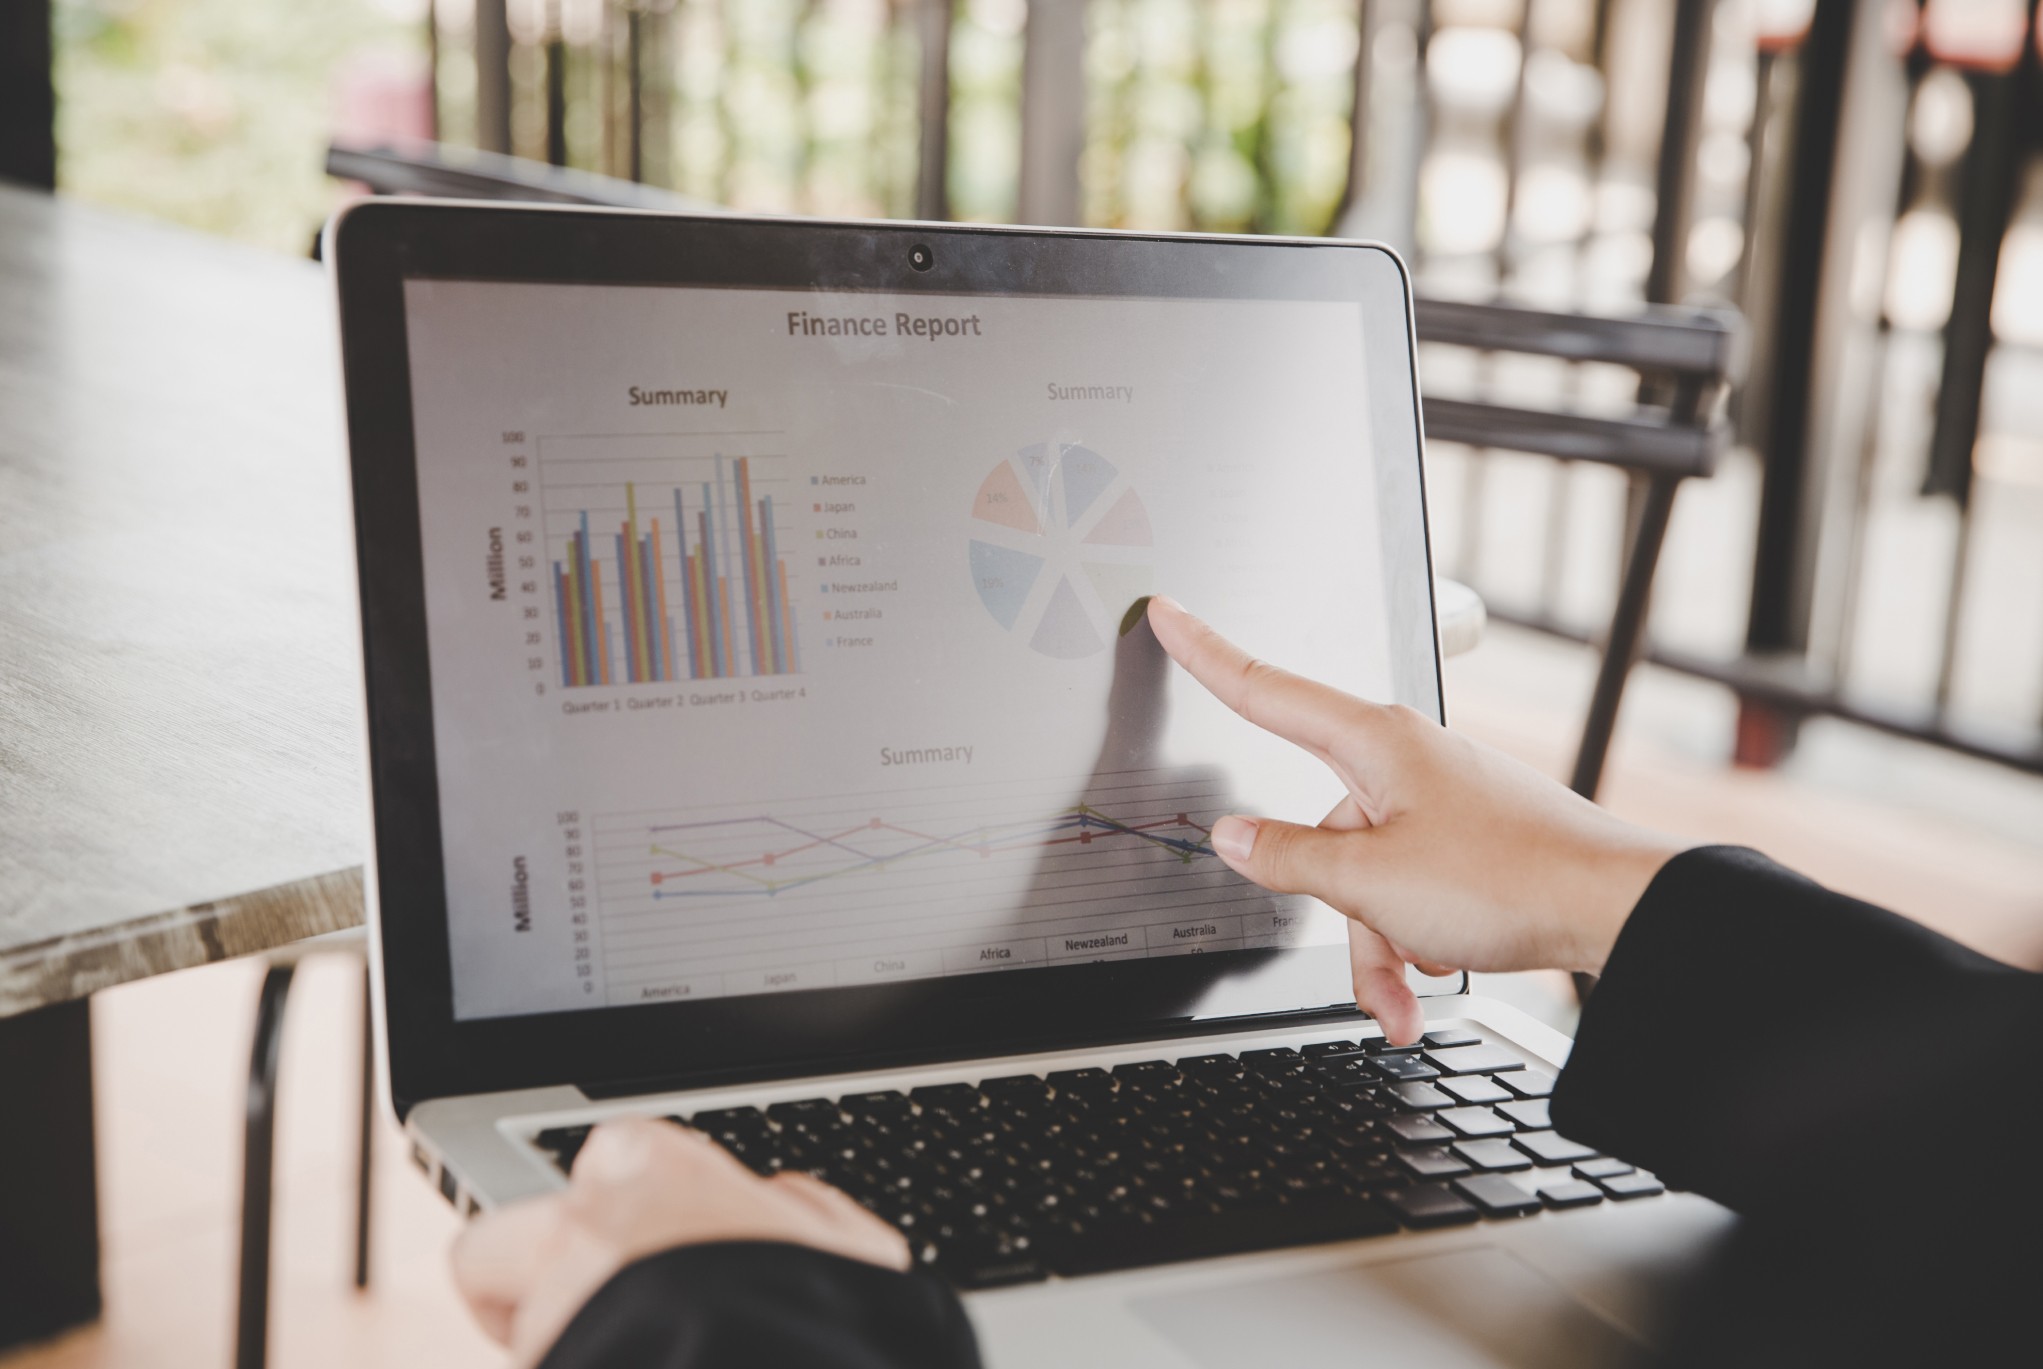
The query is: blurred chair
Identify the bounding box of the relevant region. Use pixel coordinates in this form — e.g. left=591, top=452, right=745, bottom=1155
left=1414, top=299, right=1739, bottom=801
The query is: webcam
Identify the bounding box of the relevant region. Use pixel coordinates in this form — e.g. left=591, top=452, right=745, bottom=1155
left=908, top=243, right=935, bottom=272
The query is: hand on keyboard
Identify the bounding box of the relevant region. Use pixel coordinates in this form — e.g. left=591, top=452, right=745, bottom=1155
left=453, top=1116, right=907, bottom=1367
left=1146, top=596, right=1689, bottom=1041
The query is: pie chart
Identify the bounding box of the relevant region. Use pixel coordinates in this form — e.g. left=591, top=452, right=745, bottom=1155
left=967, top=441, right=1153, bottom=659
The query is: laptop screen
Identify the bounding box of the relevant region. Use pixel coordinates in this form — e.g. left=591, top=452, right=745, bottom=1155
left=400, top=277, right=1418, bottom=1024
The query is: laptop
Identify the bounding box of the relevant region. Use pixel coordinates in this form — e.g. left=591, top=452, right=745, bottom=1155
left=329, top=202, right=1729, bottom=1367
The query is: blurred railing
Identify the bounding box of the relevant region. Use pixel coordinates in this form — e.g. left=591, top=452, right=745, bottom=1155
left=405, top=0, right=2043, bottom=777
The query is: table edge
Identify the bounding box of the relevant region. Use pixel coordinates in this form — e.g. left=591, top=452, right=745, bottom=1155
left=0, top=867, right=365, bottom=1018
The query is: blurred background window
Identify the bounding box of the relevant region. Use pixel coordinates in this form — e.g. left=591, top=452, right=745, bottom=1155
left=39, top=0, right=2043, bottom=810
left=53, top=0, right=431, bottom=251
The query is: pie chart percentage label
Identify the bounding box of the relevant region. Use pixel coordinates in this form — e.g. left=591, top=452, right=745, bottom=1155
left=968, top=442, right=1153, bottom=659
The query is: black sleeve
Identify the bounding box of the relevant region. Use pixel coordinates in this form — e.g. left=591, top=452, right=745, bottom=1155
left=1552, top=845, right=2042, bottom=1214
left=538, top=1241, right=981, bottom=1369
left=1550, top=846, right=2043, bottom=1367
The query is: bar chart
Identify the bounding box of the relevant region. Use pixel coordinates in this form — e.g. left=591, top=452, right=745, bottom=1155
left=541, top=434, right=800, bottom=686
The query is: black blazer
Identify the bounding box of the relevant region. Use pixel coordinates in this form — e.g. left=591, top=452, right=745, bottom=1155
left=540, top=847, right=2043, bottom=1369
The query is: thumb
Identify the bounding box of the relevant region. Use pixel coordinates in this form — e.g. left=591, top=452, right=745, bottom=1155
left=1209, top=815, right=1353, bottom=900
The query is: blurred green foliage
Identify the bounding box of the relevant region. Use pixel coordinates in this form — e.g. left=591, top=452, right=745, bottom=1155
left=54, top=0, right=422, bottom=254
left=50, top=0, right=1358, bottom=251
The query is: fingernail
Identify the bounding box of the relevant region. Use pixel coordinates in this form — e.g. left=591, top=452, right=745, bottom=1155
left=1211, top=815, right=1257, bottom=863
left=1150, top=595, right=1183, bottom=614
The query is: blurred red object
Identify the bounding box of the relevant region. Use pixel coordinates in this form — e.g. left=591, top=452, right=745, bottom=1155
left=1755, top=0, right=1816, bottom=54
left=332, top=49, right=435, bottom=147
left=1921, top=0, right=2029, bottom=72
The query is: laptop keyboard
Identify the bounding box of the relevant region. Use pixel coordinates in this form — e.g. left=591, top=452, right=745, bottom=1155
left=528, top=1029, right=1660, bottom=1289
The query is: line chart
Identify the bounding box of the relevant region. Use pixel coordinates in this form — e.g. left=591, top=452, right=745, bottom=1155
left=582, top=772, right=1328, bottom=1003
left=635, top=803, right=1214, bottom=899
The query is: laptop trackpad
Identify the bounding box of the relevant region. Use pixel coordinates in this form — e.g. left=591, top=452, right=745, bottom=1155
left=1131, top=1245, right=1640, bottom=1369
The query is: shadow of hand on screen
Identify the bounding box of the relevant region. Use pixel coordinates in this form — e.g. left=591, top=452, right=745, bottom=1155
left=976, top=601, right=1293, bottom=990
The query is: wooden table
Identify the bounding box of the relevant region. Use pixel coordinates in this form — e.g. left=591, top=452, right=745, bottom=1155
left=0, top=183, right=365, bottom=1347
left=0, top=181, right=1488, bottom=1347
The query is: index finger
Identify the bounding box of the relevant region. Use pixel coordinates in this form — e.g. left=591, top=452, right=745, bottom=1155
left=1146, top=596, right=1388, bottom=759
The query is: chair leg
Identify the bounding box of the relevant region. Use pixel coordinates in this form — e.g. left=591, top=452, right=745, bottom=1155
left=1569, top=473, right=1680, bottom=803
left=236, top=964, right=296, bottom=1369
left=354, top=960, right=374, bottom=1289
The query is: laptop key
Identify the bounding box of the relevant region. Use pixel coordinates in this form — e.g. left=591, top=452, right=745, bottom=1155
left=1598, top=1170, right=1665, bottom=1200
left=1538, top=1179, right=1605, bottom=1209
left=1301, top=1040, right=1362, bottom=1059
left=1310, top=1057, right=1374, bottom=1082
left=1449, top=1138, right=1532, bottom=1172
left=1498, top=1070, right=1555, bottom=1099
left=767, top=1098, right=842, bottom=1125
left=1387, top=1183, right=1481, bottom=1228
left=1385, top=1115, right=1455, bottom=1146
left=1439, top=1075, right=1513, bottom=1106
left=1421, top=1044, right=1524, bottom=1076
left=1394, top=1145, right=1471, bottom=1179
left=1511, top=1131, right=1597, bottom=1165
left=908, top=1084, right=982, bottom=1111
left=1175, top=1054, right=1243, bottom=1077
left=1572, top=1157, right=1633, bottom=1180
left=1046, top=1068, right=1116, bottom=1095
left=1422, top=1028, right=1482, bottom=1050
left=1361, top=1036, right=1426, bottom=1056
left=1110, top=1060, right=1179, bottom=1083
left=980, top=1074, right=1051, bottom=1099
left=1436, top=1106, right=1515, bottom=1138
left=1368, top=1055, right=1441, bottom=1082
left=839, top=1091, right=911, bottom=1117
left=693, top=1106, right=772, bottom=1133
left=1496, top=1099, right=1551, bottom=1130
left=1452, top=1174, right=1542, bottom=1217
left=1389, top=1083, right=1455, bottom=1111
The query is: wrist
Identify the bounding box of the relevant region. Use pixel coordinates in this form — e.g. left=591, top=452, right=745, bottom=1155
left=1560, top=827, right=1687, bottom=974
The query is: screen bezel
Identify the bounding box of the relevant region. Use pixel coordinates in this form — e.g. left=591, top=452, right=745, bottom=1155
left=330, top=201, right=1445, bottom=1116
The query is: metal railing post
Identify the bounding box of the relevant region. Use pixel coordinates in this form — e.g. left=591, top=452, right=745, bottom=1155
left=475, top=0, right=513, bottom=155
left=1645, top=0, right=1719, bottom=306
left=1737, top=0, right=1902, bottom=766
